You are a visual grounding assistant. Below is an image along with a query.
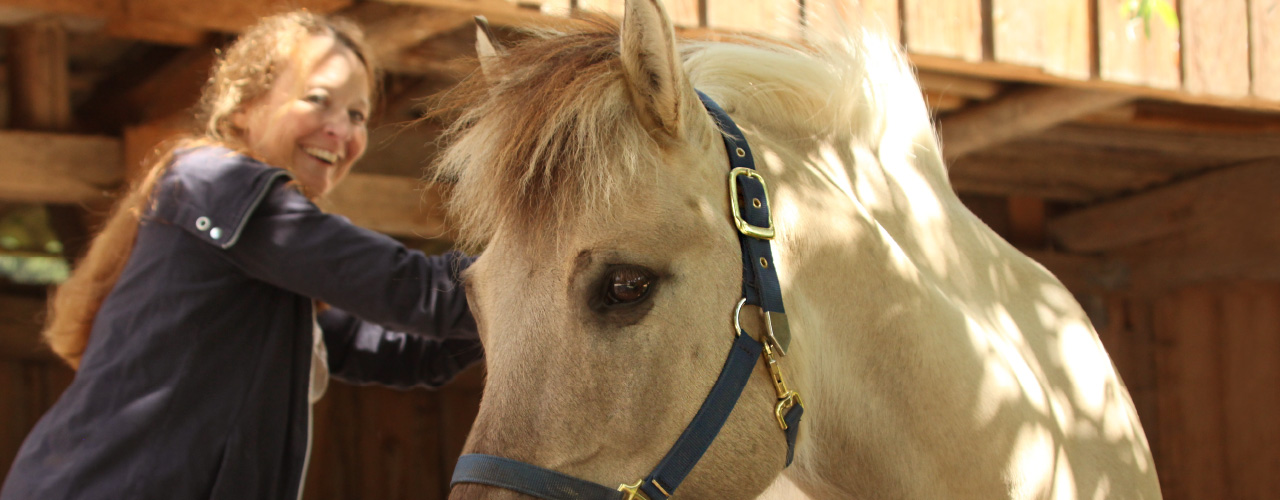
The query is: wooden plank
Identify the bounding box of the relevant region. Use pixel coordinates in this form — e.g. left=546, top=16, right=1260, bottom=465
left=805, top=0, right=900, bottom=44
left=1181, top=0, right=1250, bottom=97
left=1049, top=160, right=1280, bottom=293
left=1019, top=249, right=1127, bottom=294
left=706, top=0, right=801, bottom=39
left=321, top=174, right=450, bottom=240
left=991, top=0, right=1043, bottom=67
left=903, top=0, right=983, bottom=61
left=5, top=19, right=70, bottom=130
left=0, top=131, right=123, bottom=204
left=1153, top=287, right=1228, bottom=499
left=922, top=90, right=966, bottom=113
left=1252, top=0, right=1280, bottom=99
left=949, top=138, right=1205, bottom=195
left=128, top=0, right=350, bottom=33
left=509, top=0, right=571, bottom=17
left=1220, top=283, right=1280, bottom=499
left=917, top=71, right=1004, bottom=100
left=1096, top=0, right=1180, bottom=90
left=306, top=383, right=444, bottom=500
left=577, top=0, right=698, bottom=27
left=1034, top=122, right=1280, bottom=161
left=1041, top=0, right=1092, bottom=79
left=937, top=86, right=1133, bottom=160
left=909, top=52, right=1280, bottom=112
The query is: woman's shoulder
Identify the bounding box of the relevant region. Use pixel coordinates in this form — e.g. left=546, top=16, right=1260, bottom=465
left=152, top=145, right=298, bottom=249
left=168, top=145, right=289, bottom=183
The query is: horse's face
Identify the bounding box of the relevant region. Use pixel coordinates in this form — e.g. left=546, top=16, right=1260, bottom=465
left=449, top=1, right=790, bottom=498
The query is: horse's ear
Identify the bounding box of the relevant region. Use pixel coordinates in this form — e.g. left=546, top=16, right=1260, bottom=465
left=475, top=16, right=505, bottom=79
left=620, top=0, right=686, bottom=138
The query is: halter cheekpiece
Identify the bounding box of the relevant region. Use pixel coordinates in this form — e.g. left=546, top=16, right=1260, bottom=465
left=450, top=91, right=805, bottom=500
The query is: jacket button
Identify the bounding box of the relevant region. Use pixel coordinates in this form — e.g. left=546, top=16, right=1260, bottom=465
left=195, top=216, right=211, bottom=231
left=210, top=227, right=222, bottom=240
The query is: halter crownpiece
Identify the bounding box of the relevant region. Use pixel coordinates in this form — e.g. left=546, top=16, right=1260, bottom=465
left=450, top=91, right=804, bottom=500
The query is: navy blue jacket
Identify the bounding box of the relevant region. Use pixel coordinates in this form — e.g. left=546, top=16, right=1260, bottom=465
left=0, top=146, right=481, bottom=500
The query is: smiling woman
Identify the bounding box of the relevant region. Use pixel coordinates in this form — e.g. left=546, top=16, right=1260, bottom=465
left=0, top=11, right=482, bottom=500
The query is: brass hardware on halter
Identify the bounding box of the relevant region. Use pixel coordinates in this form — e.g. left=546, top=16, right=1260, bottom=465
left=728, top=167, right=775, bottom=240
left=618, top=479, right=651, bottom=500
left=762, top=341, right=803, bottom=430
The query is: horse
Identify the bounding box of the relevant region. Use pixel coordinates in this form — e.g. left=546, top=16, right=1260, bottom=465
left=432, top=0, right=1163, bottom=498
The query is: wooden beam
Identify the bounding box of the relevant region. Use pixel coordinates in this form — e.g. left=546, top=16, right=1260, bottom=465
left=1075, top=101, right=1280, bottom=134
left=0, top=131, right=123, bottom=204
left=947, top=138, right=1210, bottom=201
left=1048, top=160, right=1280, bottom=293
left=917, top=71, right=1004, bottom=100
left=908, top=53, right=1280, bottom=112
left=938, top=86, right=1134, bottom=160
left=1019, top=249, right=1129, bottom=294
left=1181, top=0, right=1250, bottom=98
left=5, top=18, right=70, bottom=129
left=321, top=174, right=450, bottom=240
left=1253, top=0, right=1280, bottom=100
left=903, top=0, right=984, bottom=62
left=1041, top=122, right=1280, bottom=160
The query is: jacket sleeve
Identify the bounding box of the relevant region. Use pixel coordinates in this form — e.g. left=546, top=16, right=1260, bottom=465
left=222, top=179, right=480, bottom=342
left=318, top=307, right=483, bottom=388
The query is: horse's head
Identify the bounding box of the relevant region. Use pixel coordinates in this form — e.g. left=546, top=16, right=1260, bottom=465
left=438, top=1, right=793, bottom=498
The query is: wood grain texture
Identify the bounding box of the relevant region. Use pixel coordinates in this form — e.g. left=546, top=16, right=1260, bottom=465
left=1041, top=0, right=1092, bottom=79
left=991, top=0, right=1042, bottom=67
left=903, top=0, right=984, bottom=61
left=1252, top=0, right=1280, bottom=99
left=0, top=131, right=123, bottom=204
left=706, top=0, right=800, bottom=38
left=578, top=0, right=699, bottom=27
left=1096, top=0, right=1181, bottom=90
left=1180, top=0, right=1250, bottom=97
left=938, top=86, right=1132, bottom=160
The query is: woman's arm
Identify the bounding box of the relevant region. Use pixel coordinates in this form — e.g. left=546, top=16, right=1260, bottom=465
left=223, top=180, right=477, bottom=339
left=318, top=307, right=482, bottom=388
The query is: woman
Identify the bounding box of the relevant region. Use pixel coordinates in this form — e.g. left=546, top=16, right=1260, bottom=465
left=0, top=12, right=480, bottom=500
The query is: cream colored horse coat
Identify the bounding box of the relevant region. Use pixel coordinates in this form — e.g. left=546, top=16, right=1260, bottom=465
left=440, top=0, right=1162, bottom=498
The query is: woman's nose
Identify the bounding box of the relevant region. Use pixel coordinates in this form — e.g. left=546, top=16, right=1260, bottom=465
left=323, top=113, right=354, bottom=139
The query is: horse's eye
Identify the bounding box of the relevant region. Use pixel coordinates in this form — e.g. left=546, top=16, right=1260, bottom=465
left=604, top=266, right=654, bottom=305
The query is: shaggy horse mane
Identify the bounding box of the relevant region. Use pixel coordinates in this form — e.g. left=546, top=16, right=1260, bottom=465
left=431, top=14, right=906, bottom=250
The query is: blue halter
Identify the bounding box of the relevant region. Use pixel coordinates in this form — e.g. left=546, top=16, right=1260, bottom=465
left=450, top=91, right=803, bottom=500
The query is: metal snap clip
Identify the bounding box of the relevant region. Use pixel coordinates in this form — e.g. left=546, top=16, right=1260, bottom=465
left=209, top=227, right=222, bottom=240
left=195, top=216, right=211, bottom=231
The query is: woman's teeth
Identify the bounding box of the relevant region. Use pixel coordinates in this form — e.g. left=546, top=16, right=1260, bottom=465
left=303, top=147, right=341, bottom=164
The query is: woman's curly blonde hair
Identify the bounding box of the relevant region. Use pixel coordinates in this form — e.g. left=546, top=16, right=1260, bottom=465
left=43, top=11, right=379, bottom=369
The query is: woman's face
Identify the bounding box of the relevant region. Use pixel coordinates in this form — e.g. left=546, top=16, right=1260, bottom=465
left=236, top=34, right=371, bottom=198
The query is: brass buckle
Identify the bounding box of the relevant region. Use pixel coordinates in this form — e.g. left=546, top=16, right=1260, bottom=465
left=775, top=391, right=803, bottom=430
left=618, top=480, right=651, bottom=500
left=728, top=167, right=775, bottom=240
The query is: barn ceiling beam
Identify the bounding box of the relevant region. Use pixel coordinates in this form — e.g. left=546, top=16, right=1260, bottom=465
left=938, top=86, right=1134, bottom=161
left=0, top=131, right=123, bottom=204
left=0, top=130, right=448, bottom=239
left=1048, top=159, right=1280, bottom=294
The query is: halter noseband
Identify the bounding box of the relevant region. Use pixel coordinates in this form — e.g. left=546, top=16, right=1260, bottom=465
left=450, top=91, right=804, bottom=500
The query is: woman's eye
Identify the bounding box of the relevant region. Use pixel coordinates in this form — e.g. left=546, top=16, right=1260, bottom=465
left=603, top=267, right=654, bottom=306
left=304, top=93, right=328, bottom=106
left=349, top=109, right=367, bottom=124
